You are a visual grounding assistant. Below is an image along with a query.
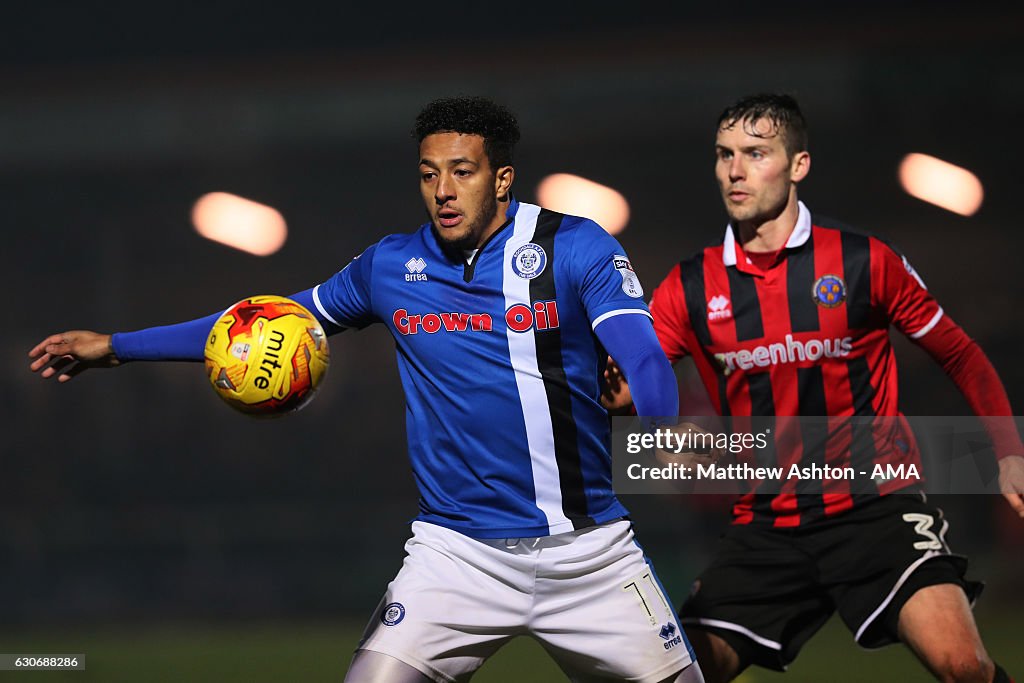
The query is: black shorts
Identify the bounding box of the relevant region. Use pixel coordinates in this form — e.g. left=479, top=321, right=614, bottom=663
left=679, top=493, right=983, bottom=672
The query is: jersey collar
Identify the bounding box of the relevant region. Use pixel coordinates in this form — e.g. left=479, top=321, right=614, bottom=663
left=505, top=194, right=520, bottom=219
left=722, top=200, right=812, bottom=269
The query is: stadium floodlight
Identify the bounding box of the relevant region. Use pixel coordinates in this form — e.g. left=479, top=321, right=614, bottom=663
left=535, top=173, right=631, bottom=235
left=898, top=153, right=984, bottom=217
left=192, top=192, right=288, bottom=256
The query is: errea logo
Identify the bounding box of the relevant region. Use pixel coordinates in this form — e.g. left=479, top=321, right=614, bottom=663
left=708, top=294, right=732, bottom=322
left=659, top=622, right=683, bottom=650
left=405, top=257, right=427, bottom=282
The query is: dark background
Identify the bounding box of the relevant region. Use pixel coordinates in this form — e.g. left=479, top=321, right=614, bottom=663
left=4, top=1, right=1022, bottom=633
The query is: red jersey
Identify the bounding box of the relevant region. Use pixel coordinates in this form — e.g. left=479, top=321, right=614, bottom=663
left=650, top=202, right=1021, bottom=527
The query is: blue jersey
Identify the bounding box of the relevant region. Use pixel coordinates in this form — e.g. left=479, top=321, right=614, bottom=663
left=313, top=199, right=651, bottom=538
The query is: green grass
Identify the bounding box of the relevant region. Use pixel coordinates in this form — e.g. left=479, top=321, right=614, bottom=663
left=0, top=609, right=1018, bottom=682
left=0, top=622, right=564, bottom=683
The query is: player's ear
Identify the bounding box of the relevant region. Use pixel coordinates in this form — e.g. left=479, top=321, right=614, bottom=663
left=495, top=165, right=514, bottom=202
left=790, top=151, right=810, bottom=183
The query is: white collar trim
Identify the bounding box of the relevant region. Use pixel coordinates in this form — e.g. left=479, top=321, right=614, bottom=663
left=722, top=201, right=812, bottom=266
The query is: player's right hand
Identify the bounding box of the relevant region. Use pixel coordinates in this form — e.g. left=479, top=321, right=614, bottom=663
left=998, top=455, right=1024, bottom=519
left=28, top=330, right=120, bottom=382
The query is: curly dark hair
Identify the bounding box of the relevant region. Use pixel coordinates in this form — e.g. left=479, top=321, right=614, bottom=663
left=717, top=93, right=808, bottom=158
left=413, top=96, right=521, bottom=170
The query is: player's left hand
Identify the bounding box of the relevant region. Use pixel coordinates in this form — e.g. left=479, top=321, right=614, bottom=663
left=998, top=455, right=1024, bottom=518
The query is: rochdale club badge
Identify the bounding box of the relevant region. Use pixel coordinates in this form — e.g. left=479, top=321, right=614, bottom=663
left=381, top=602, right=406, bottom=626
left=812, top=274, right=846, bottom=308
left=511, top=243, right=548, bottom=279
left=613, top=255, right=644, bottom=298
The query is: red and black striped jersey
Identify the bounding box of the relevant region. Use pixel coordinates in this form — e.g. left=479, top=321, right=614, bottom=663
left=652, top=202, right=958, bottom=527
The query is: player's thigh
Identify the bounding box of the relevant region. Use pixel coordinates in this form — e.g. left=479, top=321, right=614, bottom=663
left=344, top=650, right=435, bottom=683
left=827, top=494, right=982, bottom=649
left=683, top=627, right=742, bottom=683
left=897, top=583, right=993, bottom=682
left=679, top=524, right=831, bottom=673
left=669, top=661, right=707, bottom=683
left=356, top=522, right=529, bottom=682
left=532, top=521, right=695, bottom=683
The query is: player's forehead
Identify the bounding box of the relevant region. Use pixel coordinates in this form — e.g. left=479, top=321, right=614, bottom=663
left=419, top=132, right=487, bottom=166
left=716, top=115, right=784, bottom=149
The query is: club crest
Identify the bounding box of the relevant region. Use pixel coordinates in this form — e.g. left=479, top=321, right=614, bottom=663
left=812, top=274, right=846, bottom=308
left=511, top=243, right=548, bottom=279
left=381, top=602, right=406, bottom=626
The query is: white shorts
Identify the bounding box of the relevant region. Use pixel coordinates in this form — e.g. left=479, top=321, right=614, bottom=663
left=357, top=519, right=693, bottom=682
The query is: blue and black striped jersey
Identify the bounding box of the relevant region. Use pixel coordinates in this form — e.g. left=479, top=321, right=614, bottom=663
left=314, top=198, right=652, bottom=538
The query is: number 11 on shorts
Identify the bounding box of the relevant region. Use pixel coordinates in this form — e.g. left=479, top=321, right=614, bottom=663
left=623, top=572, right=671, bottom=626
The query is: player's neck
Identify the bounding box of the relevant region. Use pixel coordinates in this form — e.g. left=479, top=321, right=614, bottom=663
left=475, top=197, right=511, bottom=248
left=736, top=196, right=800, bottom=254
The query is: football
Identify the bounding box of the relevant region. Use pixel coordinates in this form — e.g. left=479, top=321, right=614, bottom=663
left=204, top=295, right=330, bottom=416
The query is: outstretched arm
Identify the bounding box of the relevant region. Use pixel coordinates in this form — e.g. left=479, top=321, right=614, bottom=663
left=914, top=315, right=1024, bottom=518
left=876, top=240, right=1024, bottom=517
left=27, top=288, right=343, bottom=384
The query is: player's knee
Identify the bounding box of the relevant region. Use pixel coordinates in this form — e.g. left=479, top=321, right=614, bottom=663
left=933, top=648, right=994, bottom=683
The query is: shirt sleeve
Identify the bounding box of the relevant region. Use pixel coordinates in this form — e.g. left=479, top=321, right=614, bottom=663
left=111, top=243, right=383, bottom=362
left=648, top=263, right=692, bottom=363
left=594, top=313, right=678, bottom=427
left=111, top=287, right=347, bottom=362
left=875, top=239, right=1022, bottom=459
left=912, top=313, right=1024, bottom=460
left=568, top=219, right=652, bottom=327
left=310, top=243, right=380, bottom=330
left=111, top=313, right=221, bottom=361
left=872, top=238, right=944, bottom=340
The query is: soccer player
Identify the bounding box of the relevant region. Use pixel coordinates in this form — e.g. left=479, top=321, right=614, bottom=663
left=604, top=94, right=1023, bottom=683
left=28, top=97, right=705, bottom=683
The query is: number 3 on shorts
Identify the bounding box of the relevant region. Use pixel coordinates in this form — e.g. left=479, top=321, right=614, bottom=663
left=902, top=512, right=947, bottom=551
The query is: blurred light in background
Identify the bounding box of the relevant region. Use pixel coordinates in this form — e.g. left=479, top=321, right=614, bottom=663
left=898, top=153, right=984, bottom=217
left=192, top=192, right=288, bottom=255
left=535, top=174, right=631, bottom=235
